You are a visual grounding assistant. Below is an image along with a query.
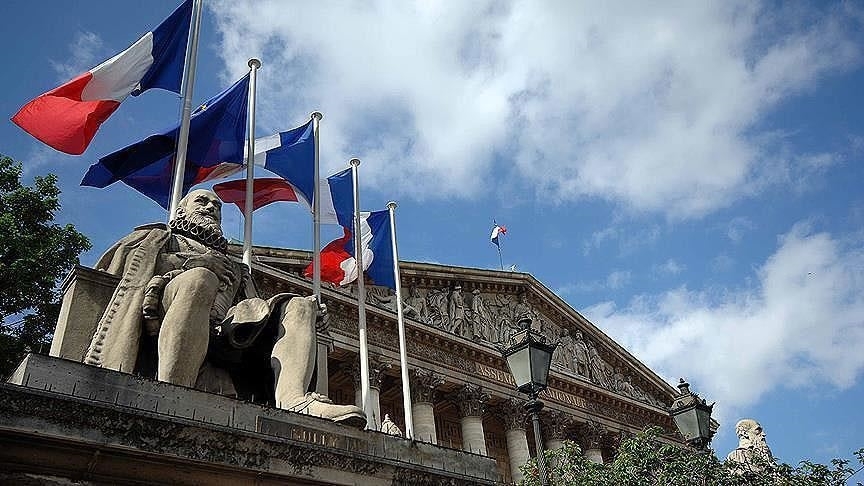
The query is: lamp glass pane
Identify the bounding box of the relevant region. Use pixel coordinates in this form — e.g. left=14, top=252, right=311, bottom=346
left=530, top=346, right=553, bottom=388
left=505, top=346, right=532, bottom=389
left=673, top=409, right=699, bottom=441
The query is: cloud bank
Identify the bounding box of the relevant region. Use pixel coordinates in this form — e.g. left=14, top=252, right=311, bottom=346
left=585, top=223, right=864, bottom=415
left=211, top=1, right=861, bottom=218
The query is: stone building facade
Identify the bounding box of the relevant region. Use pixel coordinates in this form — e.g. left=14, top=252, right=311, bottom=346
left=250, top=246, right=680, bottom=483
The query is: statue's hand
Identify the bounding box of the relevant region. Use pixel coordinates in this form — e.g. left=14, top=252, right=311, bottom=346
left=306, top=295, right=330, bottom=332
left=180, top=250, right=236, bottom=286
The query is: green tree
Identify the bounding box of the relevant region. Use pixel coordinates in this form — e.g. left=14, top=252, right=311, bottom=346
left=0, top=155, right=90, bottom=376
left=519, top=427, right=864, bottom=486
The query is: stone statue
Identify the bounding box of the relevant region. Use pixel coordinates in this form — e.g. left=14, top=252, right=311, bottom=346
left=513, top=293, right=532, bottom=321
left=726, top=419, right=773, bottom=469
left=403, top=286, right=429, bottom=323
left=586, top=341, right=611, bottom=388
left=553, top=328, right=575, bottom=371
left=470, top=289, right=496, bottom=342
left=572, top=330, right=590, bottom=377
left=448, top=286, right=470, bottom=338
left=380, top=414, right=403, bottom=436
left=83, top=189, right=364, bottom=426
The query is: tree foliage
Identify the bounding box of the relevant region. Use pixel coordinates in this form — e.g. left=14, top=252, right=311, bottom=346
left=0, top=155, right=90, bottom=376
left=519, top=427, right=864, bottom=486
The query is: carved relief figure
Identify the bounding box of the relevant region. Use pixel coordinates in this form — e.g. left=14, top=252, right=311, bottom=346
left=513, top=293, right=532, bottom=321
left=82, top=189, right=364, bottom=426
left=586, top=341, right=611, bottom=388
left=470, top=289, right=496, bottom=342
left=448, top=286, right=472, bottom=339
left=426, top=287, right=449, bottom=330
left=572, top=330, right=590, bottom=377
left=726, top=419, right=773, bottom=469
left=553, top=328, right=575, bottom=371
left=403, top=286, right=429, bottom=323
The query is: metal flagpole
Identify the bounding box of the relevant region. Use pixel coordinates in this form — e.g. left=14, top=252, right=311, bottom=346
left=350, top=158, right=373, bottom=430
left=168, top=0, right=203, bottom=220
left=311, top=111, right=323, bottom=301
left=387, top=201, right=414, bottom=439
left=497, top=245, right=504, bottom=271
left=241, top=58, right=261, bottom=267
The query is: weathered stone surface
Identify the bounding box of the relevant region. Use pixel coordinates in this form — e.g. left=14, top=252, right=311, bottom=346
left=2, top=354, right=499, bottom=485
left=726, top=418, right=773, bottom=469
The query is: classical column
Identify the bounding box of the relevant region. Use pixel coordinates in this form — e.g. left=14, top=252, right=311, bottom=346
left=347, top=356, right=391, bottom=430
left=578, top=422, right=607, bottom=464
left=408, top=368, right=444, bottom=444
left=500, top=398, right=530, bottom=483
left=454, top=384, right=489, bottom=455
left=315, top=331, right=333, bottom=396
left=542, top=409, right=575, bottom=451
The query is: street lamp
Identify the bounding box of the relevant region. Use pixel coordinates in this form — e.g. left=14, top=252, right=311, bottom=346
left=669, top=378, right=715, bottom=451
left=500, top=317, right=558, bottom=486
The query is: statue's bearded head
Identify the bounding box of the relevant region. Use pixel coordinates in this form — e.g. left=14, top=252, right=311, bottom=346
left=171, top=189, right=228, bottom=251
left=735, top=419, right=767, bottom=450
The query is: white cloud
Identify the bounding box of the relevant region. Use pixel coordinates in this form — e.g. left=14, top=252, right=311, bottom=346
left=725, top=217, right=755, bottom=244
left=654, top=258, right=685, bottom=276
left=584, top=223, right=864, bottom=419
left=50, top=31, right=105, bottom=80
left=211, top=1, right=862, bottom=218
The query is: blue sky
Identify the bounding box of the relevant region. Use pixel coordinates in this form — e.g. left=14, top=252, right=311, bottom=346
left=2, top=0, right=863, bottom=471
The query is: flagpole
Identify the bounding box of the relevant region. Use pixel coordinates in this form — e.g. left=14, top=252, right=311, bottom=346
left=351, top=158, right=373, bottom=430
left=168, top=0, right=203, bottom=220
left=311, top=111, right=323, bottom=301
left=497, top=245, right=504, bottom=271
left=242, top=58, right=261, bottom=267
left=387, top=201, right=414, bottom=439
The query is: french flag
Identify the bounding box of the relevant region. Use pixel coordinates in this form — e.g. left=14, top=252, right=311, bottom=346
left=11, top=0, right=192, bottom=155
left=491, top=221, right=507, bottom=248
left=80, top=73, right=250, bottom=208
left=307, top=209, right=396, bottom=289
left=212, top=178, right=300, bottom=214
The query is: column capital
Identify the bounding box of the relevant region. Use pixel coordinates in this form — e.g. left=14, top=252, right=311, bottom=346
left=408, top=368, right=444, bottom=403
left=454, top=384, right=489, bottom=418
left=577, top=420, right=609, bottom=450
left=498, top=398, right=528, bottom=431
left=345, top=355, right=392, bottom=390
left=541, top=409, right=577, bottom=440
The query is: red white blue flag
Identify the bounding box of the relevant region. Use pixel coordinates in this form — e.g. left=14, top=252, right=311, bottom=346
left=491, top=221, right=507, bottom=248
left=11, top=0, right=192, bottom=155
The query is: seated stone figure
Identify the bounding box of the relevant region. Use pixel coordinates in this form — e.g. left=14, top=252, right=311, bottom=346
left=83, top=189, right=364, bottom=426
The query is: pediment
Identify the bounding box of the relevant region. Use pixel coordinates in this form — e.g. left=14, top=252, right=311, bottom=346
left=244, top=245, right=678, bottom=415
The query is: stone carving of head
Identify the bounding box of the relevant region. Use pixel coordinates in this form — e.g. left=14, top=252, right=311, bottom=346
left=735, top=419, right=767, bottom=450
left=178, top=189, right=223, bottom=228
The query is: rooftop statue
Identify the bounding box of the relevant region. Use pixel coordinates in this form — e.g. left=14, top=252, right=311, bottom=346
left=83, top=189, right=365, bottom=427
left=726, top=419, right=773, bottom=470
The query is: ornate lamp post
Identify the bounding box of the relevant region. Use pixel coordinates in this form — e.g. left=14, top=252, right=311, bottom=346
left=500, top=318, right=558, bottom=486
left=669, top=378, right=715, bottom=451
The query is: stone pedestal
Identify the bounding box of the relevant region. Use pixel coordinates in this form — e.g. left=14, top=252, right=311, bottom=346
left=409, top=369, right=444, bottom=444
left=2, top=354, right=500, bottom=485
left=50, top=266, right=119, bottom=361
